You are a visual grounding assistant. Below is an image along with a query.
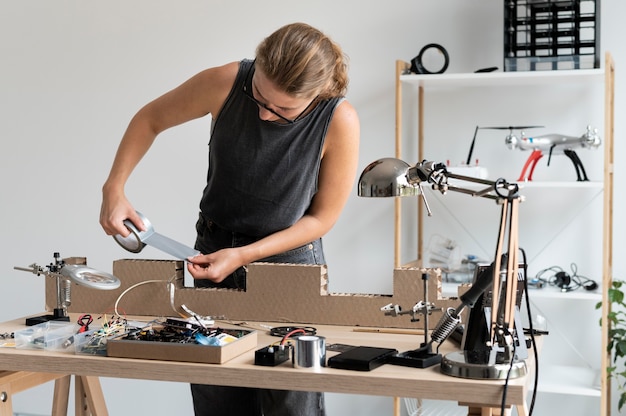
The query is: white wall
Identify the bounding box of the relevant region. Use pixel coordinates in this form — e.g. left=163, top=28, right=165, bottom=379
left=1, top=1, right=624, bottom=415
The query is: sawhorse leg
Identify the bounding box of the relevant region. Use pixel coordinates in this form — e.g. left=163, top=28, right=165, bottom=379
left=53, top=375, right=108, bottom=416
left=468, top=407, right=508, bottom=416
left=0, top=371, right=64, bottom=416
left=467, top=403, right=528, bottom=416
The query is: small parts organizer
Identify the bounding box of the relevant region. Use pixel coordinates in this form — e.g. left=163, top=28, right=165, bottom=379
left=13, top=315, right=257, bottom=364
left=504, top=0, right=600, bottom=71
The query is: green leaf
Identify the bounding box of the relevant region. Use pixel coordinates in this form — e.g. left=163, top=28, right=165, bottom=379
left=600, top=279, right=626, bottom=411
left=616, top=340, right=626, bottom=358
left=609, top=288, right=625, bottom=304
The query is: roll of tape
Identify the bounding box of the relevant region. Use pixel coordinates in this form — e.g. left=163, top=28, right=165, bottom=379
left=113, top=211, right=199, bottom=260
left=293, top=335, right=326, bottom=371
left=113, top=212, right=153, bottom=253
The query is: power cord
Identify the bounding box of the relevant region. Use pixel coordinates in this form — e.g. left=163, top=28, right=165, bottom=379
left=501, top=248, right=537, bottom=416
left=521, top=249, right=538, bottom=416
left=534, top=263, right=598, bottom=292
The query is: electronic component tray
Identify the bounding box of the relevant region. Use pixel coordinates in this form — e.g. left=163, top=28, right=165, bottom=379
left=107, top=323, right=257, bottom=364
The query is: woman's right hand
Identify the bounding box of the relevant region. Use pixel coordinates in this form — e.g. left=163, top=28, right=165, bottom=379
left=99, top=188, right=145, bottom=237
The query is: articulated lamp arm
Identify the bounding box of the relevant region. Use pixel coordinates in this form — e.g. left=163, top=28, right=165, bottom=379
left=406, top=160, right=523, bottom=351
left=407, top=160, right=521, bottom=205
left=359, top=158, right=523, bottom=356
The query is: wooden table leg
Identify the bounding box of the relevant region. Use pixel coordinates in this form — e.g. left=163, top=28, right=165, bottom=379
left=52, top=375, right=71, bottom=416
left=394, top=397, right=401, bottom=416
left=0, top=371, right=64, bottom=416
left=468, top=407, right=491, bottom=416
left=0, top=382, right=14, bottom=416
left=516, top=402, right=529, bottom=416
left=467, top=406, right=518, bottom=416
left=76, top=376, right=108, bottom=416
left=0, top=372, right=107, bottom=416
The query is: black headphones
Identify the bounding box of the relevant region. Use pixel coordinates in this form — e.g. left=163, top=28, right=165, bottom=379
left=554, top=271, right=574, bottom=291
left=410, top=43, right=450, bottom=74
left=539, top=267, right=598, bottom=292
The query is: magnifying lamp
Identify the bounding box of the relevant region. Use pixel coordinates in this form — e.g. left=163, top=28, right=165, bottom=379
left=113, top=211, right=199, bottom=260
left=15, top=252, right=121, bottom=326
left=59, top=264, right=120, bottom=290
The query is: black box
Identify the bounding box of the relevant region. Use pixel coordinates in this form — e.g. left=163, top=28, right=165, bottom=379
left=327, top=346, right=397, bottom=371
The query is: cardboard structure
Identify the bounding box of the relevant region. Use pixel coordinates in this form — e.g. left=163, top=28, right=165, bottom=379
left=46, top=259, right=465, bottom=330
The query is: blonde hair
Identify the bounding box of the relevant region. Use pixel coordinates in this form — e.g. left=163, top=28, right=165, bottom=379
left=255, top=22, right=349, bottom=100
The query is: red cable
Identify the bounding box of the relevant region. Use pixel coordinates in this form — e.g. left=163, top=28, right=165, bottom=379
left=280, top=328, right=305, bottom=345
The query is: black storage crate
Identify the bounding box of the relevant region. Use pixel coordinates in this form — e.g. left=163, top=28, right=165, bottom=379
left=504, top=0, right=600, bottom=71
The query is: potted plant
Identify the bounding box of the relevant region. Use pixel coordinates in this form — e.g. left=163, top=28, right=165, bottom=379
left=597, top=280, right=626, bottom=411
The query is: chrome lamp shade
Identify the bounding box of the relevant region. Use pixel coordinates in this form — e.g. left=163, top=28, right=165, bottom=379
left=357, top=158, right=420, bottom=198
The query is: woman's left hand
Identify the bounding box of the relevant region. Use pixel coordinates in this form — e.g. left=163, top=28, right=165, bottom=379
left=187, top=248, right=246, bottom=283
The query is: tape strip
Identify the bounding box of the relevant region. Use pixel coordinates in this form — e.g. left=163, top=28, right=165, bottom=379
left=143, top=232, right=199, bottom=260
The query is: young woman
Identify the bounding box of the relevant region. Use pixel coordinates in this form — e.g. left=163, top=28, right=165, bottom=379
left=100, top=22, right=360, bottom=415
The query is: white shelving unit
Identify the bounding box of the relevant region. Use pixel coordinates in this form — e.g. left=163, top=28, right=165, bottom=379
left=398, top=68, right=605, bottom=89
left=394, top=53, right=614, bottom=415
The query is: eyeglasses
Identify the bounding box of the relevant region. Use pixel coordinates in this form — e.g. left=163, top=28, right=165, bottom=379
left=242, top=64, right=317, bottom=124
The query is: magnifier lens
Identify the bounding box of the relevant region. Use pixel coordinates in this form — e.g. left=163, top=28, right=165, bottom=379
left=81, top=270, right=116, bottom=283
left=422, top=48, right=446, bottom=72
left=60, top=264, right=121, bottom=290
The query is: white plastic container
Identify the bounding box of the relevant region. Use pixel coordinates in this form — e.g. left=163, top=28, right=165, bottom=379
left=14, top=321, right=77, bottom=352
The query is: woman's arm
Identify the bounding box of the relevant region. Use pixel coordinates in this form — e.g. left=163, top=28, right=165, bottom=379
left=100, top=62, right=239, bottom=237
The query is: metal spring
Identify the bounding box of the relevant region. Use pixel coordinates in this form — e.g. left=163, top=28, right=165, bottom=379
left=431, top=307, right=461, bottom=344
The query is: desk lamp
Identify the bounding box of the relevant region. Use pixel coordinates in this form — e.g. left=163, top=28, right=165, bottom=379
left=358, top=158, right=527, bottom=379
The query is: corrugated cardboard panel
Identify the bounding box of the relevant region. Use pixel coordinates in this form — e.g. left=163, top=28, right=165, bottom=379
left=47, top=259, right=463, bottom=329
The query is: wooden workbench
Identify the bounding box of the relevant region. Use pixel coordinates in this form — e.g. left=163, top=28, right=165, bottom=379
left=0, top=315, right=535, bottom=415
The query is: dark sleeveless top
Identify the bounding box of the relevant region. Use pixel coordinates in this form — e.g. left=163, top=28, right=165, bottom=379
left=199, top=59, right=342, bottom=237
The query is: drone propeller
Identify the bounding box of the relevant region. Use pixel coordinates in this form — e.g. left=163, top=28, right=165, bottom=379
left=465, top=125, right=544, bottom=165
left=480, top=125, right=544, bottom=131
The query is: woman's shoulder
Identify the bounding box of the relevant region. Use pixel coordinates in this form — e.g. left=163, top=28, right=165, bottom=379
left=193, top=61, right=241, bottom=87
left=322, top=98, right=360, bottom=155
left=178, top=61, right=243, bottom=117
left=331, top=99, right=359, bottom=129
